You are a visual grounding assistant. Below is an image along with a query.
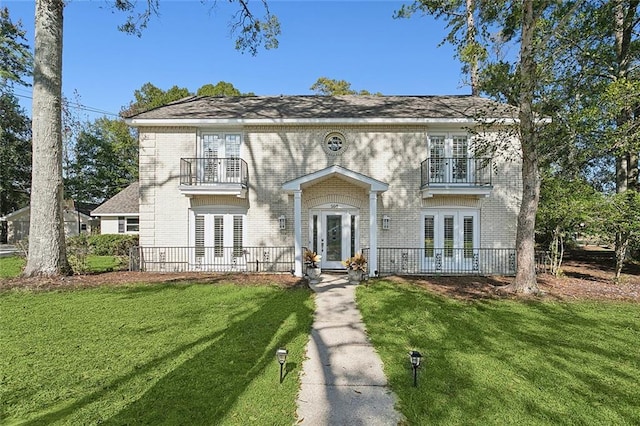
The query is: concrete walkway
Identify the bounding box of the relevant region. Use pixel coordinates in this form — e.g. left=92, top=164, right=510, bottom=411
left=296, top=274, right=403, bottom=425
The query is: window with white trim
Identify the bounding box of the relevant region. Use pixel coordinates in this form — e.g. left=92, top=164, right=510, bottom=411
left=118, top=216, right=139, bottom=233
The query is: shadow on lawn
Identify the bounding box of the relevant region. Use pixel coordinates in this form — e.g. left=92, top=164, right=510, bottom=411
left=360, top=282, right=639, bottom=425
left=23, top=286, right=313, bottom=425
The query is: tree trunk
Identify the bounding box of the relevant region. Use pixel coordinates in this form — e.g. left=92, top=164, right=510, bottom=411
left=612, top=0, right=639, bottom=278
left=23, top=0, right=70, bottom=277
left=614, top=231, right=628, bottom=282
left=513, top=0, right=540, bottom=294
left=465, top=0, right=480, bottom=96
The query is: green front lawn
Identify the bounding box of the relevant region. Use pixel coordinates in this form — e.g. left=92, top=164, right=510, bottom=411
left=0, top=256, right=24, bottom=279
left=357, top=280, right=640, bottom=425
left=0, top=282, right=314, bottom=425
left=0, top=255, right=125, bottom=279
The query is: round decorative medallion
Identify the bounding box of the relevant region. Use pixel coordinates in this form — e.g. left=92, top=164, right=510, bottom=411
left=323, top=131, right=348, bottom=156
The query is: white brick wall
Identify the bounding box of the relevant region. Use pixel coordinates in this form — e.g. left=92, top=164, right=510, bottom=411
left=138, top=123, right=522, bottom=251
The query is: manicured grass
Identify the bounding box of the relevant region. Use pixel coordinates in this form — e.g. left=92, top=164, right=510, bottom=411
left=357, top=280, right=640, bottom=425
left=0, top=282, right=314, bottom=425
left=0, top=255, right=125, bottom=279
left=0, top=256, right=24, bottom=279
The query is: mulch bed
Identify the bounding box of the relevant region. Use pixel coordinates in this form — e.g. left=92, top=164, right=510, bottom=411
left=2, top=258, right=639, bottom=302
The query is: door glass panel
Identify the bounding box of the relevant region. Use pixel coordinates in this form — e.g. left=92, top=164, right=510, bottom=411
left=203, top=134, right=222, bottom=182
left=233, top=215, right=243, bottom=257
left=464, top=216, right=474, bottom=258
left=195, top=215, right=205, bottom=258
left=226, top=134, right=241, bottom=179
left=326, top=215, right=342, bottom=262
left=312, top=215, right=318, bottom=254
left=444, top=215, right=454, bottom=257
left=350, top=214, right=356, bottom=258
left=424, top=216, right=434, bottom=257
left=214, top=216, right=224, bottom=257
left=430, top=136, right=445, bottom=182
left=452, top=136, right=468, bottom=181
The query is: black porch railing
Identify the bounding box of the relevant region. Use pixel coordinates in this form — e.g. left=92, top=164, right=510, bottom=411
left=130, top=246, right=294, bottom=273
left=364, top=247, right=517, bottom=276
left=420, top=157, right=492, bottom=187
left=180, top=157, right=249, bottom=186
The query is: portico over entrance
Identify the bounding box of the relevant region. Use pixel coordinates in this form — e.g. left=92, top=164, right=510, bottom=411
left=282, top=165, right=389, bottom=277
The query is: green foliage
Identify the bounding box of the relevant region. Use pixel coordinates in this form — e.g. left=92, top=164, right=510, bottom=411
left=65, top=118, right=138, bottom=204
left=0, top=90, right=31, bottom=216
left=310, top=77, right=380, bottom=96
left=112, top=0, right=280, bottom=55
left=196, top=81, right=254, bottom=97
left=121, top=82, right=191, bottom=116
left=537, top=175, right=602, bottom=273
left=66, top=233, right=91, bottom=274
left=357, top=280, right=640, bottom=424
left=0, top=283, right=314, bottom=424
left=0, top=7, right=32, bottom=87
left=197, top=81, right=242, bottom=97
left=87, top=234, right=139, bottom=256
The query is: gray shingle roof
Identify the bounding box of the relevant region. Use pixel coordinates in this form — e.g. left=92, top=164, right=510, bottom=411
left=126, top=95, right=516, bottom=121
left=91, top=182, right=139, bottom=216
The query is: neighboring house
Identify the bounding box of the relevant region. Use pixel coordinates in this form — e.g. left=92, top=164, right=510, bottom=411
left=125, top=95, right=522, bottom=276
left=91, top=182, right=140, bottom=234
left=1, top=201, right=94, bottom=244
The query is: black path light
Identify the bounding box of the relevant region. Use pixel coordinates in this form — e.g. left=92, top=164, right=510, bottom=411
left=409, top=350, right=423, bottom=387
left=276, top=348, right=288, bottom=383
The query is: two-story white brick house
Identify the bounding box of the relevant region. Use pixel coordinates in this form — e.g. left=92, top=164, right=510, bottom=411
left=125, top=95, right=521, bottom=276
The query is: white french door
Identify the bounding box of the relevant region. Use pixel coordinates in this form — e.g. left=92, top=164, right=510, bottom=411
left=200, top=133, right=241, bottom=182
left=309, top=210, right=358, bottom=269
left=190, top=212, right=245, bottom=270
left=429, top=135, right=471, bottom=183
left=422, top=210, right=479, bottom=272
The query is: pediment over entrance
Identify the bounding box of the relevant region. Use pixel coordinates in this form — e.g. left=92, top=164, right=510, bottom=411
left=282, top=165, right=389, bottom=193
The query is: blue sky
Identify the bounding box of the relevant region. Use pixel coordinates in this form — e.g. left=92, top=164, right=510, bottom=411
left=4, top=0, right=469, bottom=120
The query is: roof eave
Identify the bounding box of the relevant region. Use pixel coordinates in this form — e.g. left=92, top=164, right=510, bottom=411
left=125, top=117, right=499, bottom=127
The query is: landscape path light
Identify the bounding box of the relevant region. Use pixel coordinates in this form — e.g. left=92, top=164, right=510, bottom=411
left=276, top=348, right=288, bottom=383
left=409, top=350, right=423, bottom=387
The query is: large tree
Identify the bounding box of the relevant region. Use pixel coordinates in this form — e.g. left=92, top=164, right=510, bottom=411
left=310, top=77, right=379, bottom=95
left=399, top=1, right=593, bottom=293
left=395, top=0, right=486, bottom=95
left=24, top=0, right=69, bottom=276
left=25, top=0, right=280, bottom=277
left=0, top=92, right=31, bottom=229
left=0, top=7, right=32, bottom=87
left=0, top=7, right=32, bottom=227
left=65, top=118, right=138, bottom=204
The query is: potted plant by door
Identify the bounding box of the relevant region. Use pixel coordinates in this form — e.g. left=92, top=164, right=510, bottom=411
left=304, top=249, right=322, bottom=282
left=342, top=253, right=367, bottom=283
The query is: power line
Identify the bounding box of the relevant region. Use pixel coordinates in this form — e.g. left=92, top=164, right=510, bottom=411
left=12, top=92, right=120, bottom=117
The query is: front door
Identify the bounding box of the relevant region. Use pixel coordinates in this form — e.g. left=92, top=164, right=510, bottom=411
left=309, top=210, right=358, bottom=269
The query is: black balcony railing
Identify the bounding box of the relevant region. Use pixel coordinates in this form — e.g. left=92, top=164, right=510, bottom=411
left=364, top=247, right=517, bottom=275
left=130, top=246, right=294, bottom=273
left=180, top=157, right=248, bottom=186
left=420, top=157, right=492, bottom=187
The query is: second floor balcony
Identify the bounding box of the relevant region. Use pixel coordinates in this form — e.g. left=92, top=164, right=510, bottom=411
left=420, top=157, right=493, bottom=198
left=179, top=157, right=248, bottom=197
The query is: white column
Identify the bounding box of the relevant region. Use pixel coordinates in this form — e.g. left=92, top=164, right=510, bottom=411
left=369, top=191, right=378, bottom=277
left=294, top=190, right=303, bottom=277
